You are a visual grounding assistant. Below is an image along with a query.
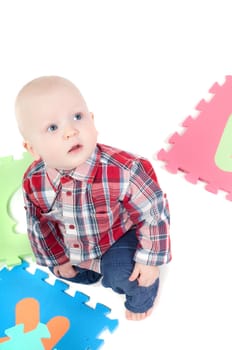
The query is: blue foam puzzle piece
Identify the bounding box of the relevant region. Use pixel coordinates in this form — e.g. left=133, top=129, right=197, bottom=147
left=0, top=262, right=118, bottom=349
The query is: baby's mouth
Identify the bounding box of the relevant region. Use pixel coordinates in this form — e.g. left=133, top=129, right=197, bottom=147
left=68, top=144, right=82, bottom=153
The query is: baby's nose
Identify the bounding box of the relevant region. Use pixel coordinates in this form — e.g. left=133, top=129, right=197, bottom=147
left=63, top=127, right=79, bottom=140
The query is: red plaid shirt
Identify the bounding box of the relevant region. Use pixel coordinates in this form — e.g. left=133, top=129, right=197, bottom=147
left=23, top=144, right=171, bottom=272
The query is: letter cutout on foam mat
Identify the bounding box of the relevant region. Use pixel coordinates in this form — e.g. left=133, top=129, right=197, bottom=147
left=157, top=75, right=232, bottom=200
left=0, top=298, right=69, bottom=350
left=0, top=262, right=118, bottom=349
left=0, top=153, right=33, bottom=266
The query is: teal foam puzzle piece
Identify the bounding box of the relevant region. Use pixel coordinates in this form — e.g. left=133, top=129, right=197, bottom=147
left=1, top=323, right=50, bottom=350
left=0, top=153, right=33, bottom=266
left=0, top=262, right=118, bottom=349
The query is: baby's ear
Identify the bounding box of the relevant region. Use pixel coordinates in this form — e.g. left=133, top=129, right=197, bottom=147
left=23, top=141, right=40, bottom=160
left=90, top=112, right=94, bottom=120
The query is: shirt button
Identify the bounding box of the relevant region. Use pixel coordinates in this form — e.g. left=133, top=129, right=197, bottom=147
left=66, top=191, right=72, bottom=196
left=69, top=224, right=75, bottom=229
left=61, top=176, right=70, bottom=184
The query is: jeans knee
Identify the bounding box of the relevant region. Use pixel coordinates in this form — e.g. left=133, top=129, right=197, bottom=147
left=101, top=261, right=135, bottom=293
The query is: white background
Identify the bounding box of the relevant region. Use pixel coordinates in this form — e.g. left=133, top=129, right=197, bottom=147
left=0, top=1, right=232, bottom=349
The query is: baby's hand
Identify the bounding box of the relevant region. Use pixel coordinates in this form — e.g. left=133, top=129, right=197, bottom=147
left=129, top=262, right=159, bottom=287
left=53, top=262, right=78, bottom=278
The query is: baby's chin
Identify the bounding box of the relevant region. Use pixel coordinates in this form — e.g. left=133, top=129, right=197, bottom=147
left=46, top=145, right=96, bottom=170
left=51, top=157, right=88, bottom=171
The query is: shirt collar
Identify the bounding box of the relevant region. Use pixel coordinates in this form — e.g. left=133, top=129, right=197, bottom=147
left=46, top=145, right=101, bottom=190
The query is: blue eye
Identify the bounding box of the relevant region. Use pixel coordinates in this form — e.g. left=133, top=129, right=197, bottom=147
left=47, top=124, right=58, bottom=132
left=73, top=113, right=82, bottom=121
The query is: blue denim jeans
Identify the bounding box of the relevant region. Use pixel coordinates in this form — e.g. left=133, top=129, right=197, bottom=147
left=50, top=229, right=159, bottom=313
left=100, top=229, right=159, bottom=313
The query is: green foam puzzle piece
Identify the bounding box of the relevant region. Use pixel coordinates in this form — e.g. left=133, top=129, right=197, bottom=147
left=215, top=114, right=232, bottom=172
left=0, top=153, right=33, bottom=266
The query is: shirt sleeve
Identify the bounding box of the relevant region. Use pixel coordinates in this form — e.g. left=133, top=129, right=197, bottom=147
left=124, top=158, right=171, bottom=266
left=22, top=187, right=70, bottom=267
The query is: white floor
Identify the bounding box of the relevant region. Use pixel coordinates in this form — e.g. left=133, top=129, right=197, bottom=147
left=1, top=1, right=232, bottom=348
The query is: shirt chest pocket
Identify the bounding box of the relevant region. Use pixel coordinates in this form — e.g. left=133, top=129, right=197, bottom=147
left=91, top=194, right=122, bottom=228
left=91, top=190, right=119, bottom=212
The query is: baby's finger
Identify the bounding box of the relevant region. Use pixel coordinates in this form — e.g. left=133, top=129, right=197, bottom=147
left=138, top=276, right=157, bottom=287
left=53, top=266, right=61, bottom=277
left=129, top=266, right=140, bottom=282
left=60, top=267, right=78, bottom=278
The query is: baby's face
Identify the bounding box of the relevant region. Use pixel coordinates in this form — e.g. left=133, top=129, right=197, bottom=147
left=23, top=84, right=98, bottom=170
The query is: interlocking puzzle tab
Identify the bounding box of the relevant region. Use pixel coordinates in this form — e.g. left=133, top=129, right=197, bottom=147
left=157, top=75, right=232, bottom=200
left=0, top=153, right=33, bottom=266
left=0, top=262, right=118, bottom=349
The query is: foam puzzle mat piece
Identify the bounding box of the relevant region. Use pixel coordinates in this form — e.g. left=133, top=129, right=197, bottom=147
left=157, top=75, right=232, bottom=200
left=0, top=262, right=118, bottom=349
left=0, top=153, right=33, bottom=266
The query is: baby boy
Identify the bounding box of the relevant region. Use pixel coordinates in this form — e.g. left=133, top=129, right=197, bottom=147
left=15, top=76, right=171, bottom=321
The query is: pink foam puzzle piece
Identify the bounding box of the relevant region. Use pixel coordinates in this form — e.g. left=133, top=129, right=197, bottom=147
left=157, top=75, right=232, bottom=201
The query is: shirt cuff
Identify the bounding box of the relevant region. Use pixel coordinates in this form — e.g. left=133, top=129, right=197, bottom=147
left=134, top=249, right=172, bottom=266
